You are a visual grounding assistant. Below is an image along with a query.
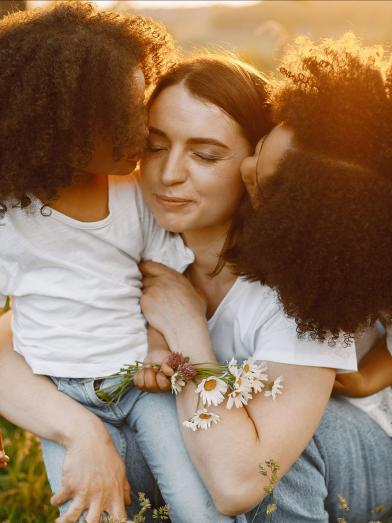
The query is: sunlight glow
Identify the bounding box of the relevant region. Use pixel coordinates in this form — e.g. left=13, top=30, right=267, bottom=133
left=28, top=0, right=261, bottom=10
left=128, top=1, right=261, bottom=9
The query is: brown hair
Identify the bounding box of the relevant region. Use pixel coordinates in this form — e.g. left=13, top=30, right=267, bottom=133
left=148, top=53, right=272, bottom=148
left=0, top=1, right=176, bottom=215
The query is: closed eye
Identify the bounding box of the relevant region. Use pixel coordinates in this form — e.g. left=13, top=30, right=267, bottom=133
left=193, top=152, right=221, bottom=163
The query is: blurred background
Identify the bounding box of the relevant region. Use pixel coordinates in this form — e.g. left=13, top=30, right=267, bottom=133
left=4, top=0, right=392, bottom=72
left=0, top=0, right=390, bottom=521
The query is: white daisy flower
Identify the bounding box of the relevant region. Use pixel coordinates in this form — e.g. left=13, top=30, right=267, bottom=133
left=182, top=419, right=198, bottom=431
left=192, top=409, right=220, bottom=430
left=171, top=372, right=186, bottom=395
left=228, top=357, right=239, bottom=377
left=242, top=359, right=268, bottom=382
left=226, top=388, right=251, bottom=409
left=247, top=374, right=265, bottom=393
left=196, top=377, right=227, bottom=406
left=234, top=374, right=253, bottom=394
left=264, top=376, right=284, bottom=400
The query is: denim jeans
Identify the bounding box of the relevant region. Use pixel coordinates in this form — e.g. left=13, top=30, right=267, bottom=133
left=247, top=397, right=392, bottom=522
left=40, top=375, right=235, bottom=523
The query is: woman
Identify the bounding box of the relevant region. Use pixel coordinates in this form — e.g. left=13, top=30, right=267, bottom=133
left=0, top=52, right=390, bottom=523
left=137, top=53, right=391, bottom=521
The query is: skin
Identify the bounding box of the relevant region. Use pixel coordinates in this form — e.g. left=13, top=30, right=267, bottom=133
left=0, top=68, right=169, bottom=523
left=240, top=123, right=295, bottom=209
left=138, top=86, right=335, bottom=515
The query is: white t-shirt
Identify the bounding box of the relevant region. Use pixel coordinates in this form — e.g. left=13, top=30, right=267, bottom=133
left=0, top=175, right=193, bottom=378
left=208, top=277, right=392, bottom=435
left=208, top=277, right=357, bottom=370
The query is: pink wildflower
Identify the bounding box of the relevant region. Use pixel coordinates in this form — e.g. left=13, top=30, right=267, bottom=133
left=167, top=352, right=185, bottom=370
left=178, top=362, right=197, bottom=380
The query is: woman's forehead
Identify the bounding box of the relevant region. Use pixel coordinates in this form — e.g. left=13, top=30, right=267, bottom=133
left=149, top=84, right=245, bottom=143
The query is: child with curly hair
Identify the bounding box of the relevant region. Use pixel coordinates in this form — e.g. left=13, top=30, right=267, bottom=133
left=0, top=3, right=236, bottom=522
left=235, top=34, right=392, bottom=435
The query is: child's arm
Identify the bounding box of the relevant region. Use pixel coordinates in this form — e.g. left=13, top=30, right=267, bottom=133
left=333, top=335, right=392, bottom=397
left=0, top=311, right=131, bottom=523
left=133, top=326, right=174, bottom=392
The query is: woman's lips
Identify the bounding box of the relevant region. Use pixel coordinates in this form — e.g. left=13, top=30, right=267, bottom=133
left=155, top=194, right=193, bottom=207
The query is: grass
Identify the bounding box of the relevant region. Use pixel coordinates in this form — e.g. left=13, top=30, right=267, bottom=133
left=0, top=418, right=58, bottom=523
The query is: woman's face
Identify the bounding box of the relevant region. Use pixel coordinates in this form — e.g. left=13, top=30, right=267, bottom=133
left=240, top=124, right=294, bottom=208
left=140, top=83, right=253, bottom=234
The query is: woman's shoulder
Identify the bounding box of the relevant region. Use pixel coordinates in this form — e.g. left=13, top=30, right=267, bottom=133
left=230, top=278, right=281, bottom=319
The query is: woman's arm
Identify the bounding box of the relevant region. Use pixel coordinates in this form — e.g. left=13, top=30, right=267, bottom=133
left=0, top=311, right=131, bottom=523
left=333, top=334, right=392, bottom=397
left=141, top=262, right=335, bottom=515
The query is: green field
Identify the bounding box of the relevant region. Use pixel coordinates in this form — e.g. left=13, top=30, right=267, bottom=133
left=0, top=419, right=57, bottom=523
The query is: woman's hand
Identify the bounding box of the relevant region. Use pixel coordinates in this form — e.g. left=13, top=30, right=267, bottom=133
left=52, top=422, right=131, bottom=523
left=0, top=312, right=130, bottom=523
left=140, top=261, right=208, bottom=351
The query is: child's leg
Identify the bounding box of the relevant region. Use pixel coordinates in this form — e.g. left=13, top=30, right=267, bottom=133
left=41, top=377, right=155, bottom=522
left=126, top=390, right=236, bottom=523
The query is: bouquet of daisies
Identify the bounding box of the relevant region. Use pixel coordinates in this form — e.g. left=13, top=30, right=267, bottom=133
left=168, top=353, right=284, bottom=431
left=97, top=352, right=283, bottom=431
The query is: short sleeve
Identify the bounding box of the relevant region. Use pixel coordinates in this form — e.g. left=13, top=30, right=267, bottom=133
left=246, top=293, right=357, bottom=371
left=135, top=184, right=194, bottom=273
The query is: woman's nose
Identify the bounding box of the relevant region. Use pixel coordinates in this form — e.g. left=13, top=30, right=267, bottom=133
left=161, top=152, right=187, bottom=186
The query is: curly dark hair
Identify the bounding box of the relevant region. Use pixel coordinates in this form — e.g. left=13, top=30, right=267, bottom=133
left=228, top=34, right=392, bottom=341
left=0, top=1, right=176, bottom=214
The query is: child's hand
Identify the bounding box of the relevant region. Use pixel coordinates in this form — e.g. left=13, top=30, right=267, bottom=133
left=333, top=371, right=369, bottom=397
left=134, top=349, right=174, bottom=393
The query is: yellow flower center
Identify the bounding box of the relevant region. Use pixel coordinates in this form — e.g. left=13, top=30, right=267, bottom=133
left=243, top=363, right=250, bottom=373
left=199, top=413, right=211, bottom=420
left=204, top=379, right=217, bottom=391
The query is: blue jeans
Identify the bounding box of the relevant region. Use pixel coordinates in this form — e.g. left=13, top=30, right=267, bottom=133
left=247, top=397, right=392, bottom=522
left=40, top=375, right=235, bottom=523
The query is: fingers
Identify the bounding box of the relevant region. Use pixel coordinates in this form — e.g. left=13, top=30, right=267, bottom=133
left=55, top=498, right=85, bottom=523
left=160, top=362, right=175, bottom=377
left=84, top=501, right=102, bottom=523
left=134, top=368, right=161, bottom=392
left=106, top=499, right=128, bottom=523
left=124, top=482, right=132, bottom=506
left=156, top=372, right=171, bottom=391
left=140, top=260, right=170, bottom=275
left=51, top=487, right=73, bottom=507
left=141, top=275, right=157, bottom=290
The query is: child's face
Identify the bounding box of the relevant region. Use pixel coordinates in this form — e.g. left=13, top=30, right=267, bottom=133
left=240, top=125, right=294, bottom=208
left=82, top=134, right=143, bottom=177
left=77, top=68, right=147, bottom=177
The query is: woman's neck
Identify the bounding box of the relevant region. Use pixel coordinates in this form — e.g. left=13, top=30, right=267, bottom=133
left=182, top=223, right=238, bottom=319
